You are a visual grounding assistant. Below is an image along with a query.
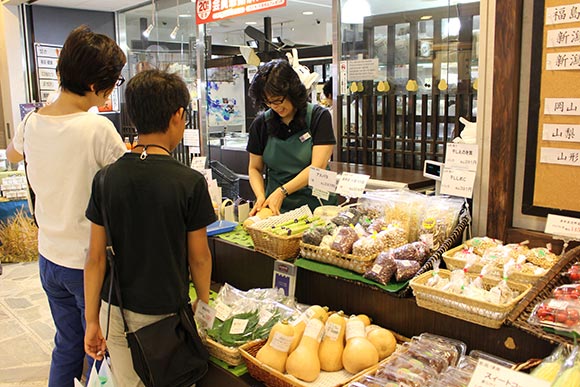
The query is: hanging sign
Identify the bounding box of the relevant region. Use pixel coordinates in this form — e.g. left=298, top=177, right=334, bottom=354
left=335, top=172, right=370, bottom=198
left=196, top=0, right=287, bottom=25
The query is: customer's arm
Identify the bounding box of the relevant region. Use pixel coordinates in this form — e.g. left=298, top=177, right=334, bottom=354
left=84, top=222, right=107, bottom=360
left=188, top=229, right=212, bottom=306
left=6, top=142, right=24, bottom=163
left=248, top=153, right=266, bottom=215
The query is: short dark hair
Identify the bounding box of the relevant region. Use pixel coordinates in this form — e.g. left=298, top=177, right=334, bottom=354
left=249, top=59, right=308, bottom=113
left=125, top=70, right=190, bottom=135
left=57, top=25, right=126, bottom=96
left=323, top=77, right=332, bottom=99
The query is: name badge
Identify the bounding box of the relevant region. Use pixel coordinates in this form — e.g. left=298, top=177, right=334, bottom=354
left=299, top=132, right=312, bottom=143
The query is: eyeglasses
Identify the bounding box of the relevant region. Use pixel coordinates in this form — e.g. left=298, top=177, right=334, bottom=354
left=265, top=96, right=286, bottom=107
left=115, top=75, right=126, bottom=87
left=180, top=105, right=192, bottom=127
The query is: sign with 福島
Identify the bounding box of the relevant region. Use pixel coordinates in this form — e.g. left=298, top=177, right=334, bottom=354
left=196, top=0, right=287, bottom=25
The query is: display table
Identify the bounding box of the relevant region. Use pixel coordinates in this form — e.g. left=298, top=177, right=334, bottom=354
left=209, top=237, right=554, bottom=364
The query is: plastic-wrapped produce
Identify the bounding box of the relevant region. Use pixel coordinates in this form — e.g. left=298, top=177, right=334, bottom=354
left=331, top=227, right=359, bottom=254
left=352, top=234, right=384, bottom=257
left=330, top=208, right=362, bottom=226
left=301, top=227, right=328, bottom=246
left=367, top=217, right=388, bottom=233
left=319, top=235, right=334, bottom=249
left=416, top=196, right=463, bottom=251
left=363, top=252, right=397, bottom=285
left=395, top=260, right=421, bottom=282
left=376, top=224, right=407, bottom=251
left=526, top=246, right=559, bottom=269
left=393, top=242, right=430, bottom=264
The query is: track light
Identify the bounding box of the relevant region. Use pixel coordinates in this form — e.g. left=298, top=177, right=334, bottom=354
left=142, top=24, right=154, bottom=38
left=170, top=25, right=180, bottom=39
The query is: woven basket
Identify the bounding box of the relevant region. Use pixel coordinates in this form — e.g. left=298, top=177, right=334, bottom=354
left=239, top=340, right=376, bottom=387
left=410, top=269, right=532, bottom=329
left=506, top=245, right=580, bottom=345
left=248, top=206, right=313, bottom=260
left=204, top=337, right=243, bottom=366
left=443, top=245, right=545, bottom=285
left=299, top=242, right=376, bottom=274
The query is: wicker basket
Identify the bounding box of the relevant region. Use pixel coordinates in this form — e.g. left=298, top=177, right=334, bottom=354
left=204, top=337, right=244, bottom=366
left=442, top=245, right=545, bottom=285
left=506, top=245, right=580, bottom=346
left=239, top=340, right=376, bottom=387
left=410, top=269, right=532, bottom=329
left=248, top=206, right=313, bottom=260
left=299, top=242, right=376, bottom=274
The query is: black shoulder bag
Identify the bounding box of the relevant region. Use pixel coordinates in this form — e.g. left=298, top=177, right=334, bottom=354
left=21, top=110, right=38, bottom=226
left=98, top=167, right=208, bottom=387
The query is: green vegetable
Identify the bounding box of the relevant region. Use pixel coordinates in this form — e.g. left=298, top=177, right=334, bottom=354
left=208, top=310, right=260, bottom=347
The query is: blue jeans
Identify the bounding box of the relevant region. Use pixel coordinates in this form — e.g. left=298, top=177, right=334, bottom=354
left=39, top=254, right=94, bottom=387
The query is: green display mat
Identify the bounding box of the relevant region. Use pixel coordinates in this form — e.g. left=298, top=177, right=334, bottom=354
left=294, top=258, right=409, bottom=293
left=209, top=356, right=248, bottom=376
left=216, top=226, right=254, bottom=248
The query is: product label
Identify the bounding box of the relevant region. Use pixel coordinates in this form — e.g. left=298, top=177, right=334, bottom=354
left=229, top=318, right=249, bottom=335
left=194, top=300, right=216, bottom=330
left=548, top=299, right=569, bottom=310
left=258, top=310, right=274, bottom=327
left=270, top=331, right=294, bottom=352
left=324, top=322, right=342, bottom=341
left=303, top=319, right=324, bottom=342
left=371, top=264, right=383, bottom=274
left=214, top=301, right=232, bottom=321
left=345, top=319, right=365, bottom=340
left=420, top=233, right=434, bottom=249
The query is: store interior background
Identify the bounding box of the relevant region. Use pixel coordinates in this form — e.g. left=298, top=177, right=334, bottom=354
left=0, top=0, right=554, bottom=245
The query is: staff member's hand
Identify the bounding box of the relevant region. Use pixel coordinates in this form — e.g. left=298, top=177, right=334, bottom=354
left=249, top=197, right=266, bottom=216
left=263, top=188, right=285, bottom=215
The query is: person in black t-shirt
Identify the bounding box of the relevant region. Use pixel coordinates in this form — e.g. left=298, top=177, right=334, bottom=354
left=246, top=59, right=337, bottom=215
left=83, top=70, right=215, bottom=386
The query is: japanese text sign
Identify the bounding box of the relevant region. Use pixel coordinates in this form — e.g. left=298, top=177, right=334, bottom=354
left=444, top=143, right=479, bottom=171
left=545, top=214, right=580, bottom=239
left=197, top=0, right=287, bottom=25
left=309, top=166, right=337, bottom=193
left=335, top=172, right=370, bottom=198
left=468, top=359, right=549, bottom=387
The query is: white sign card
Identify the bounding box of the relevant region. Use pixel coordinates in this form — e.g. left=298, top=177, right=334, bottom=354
left=190, top=156, right=207, bottom=171
left=194, top=300, right=216, bottom=330
left=346, top=58, right=379, bottom=81
left=468, top=359, right=550, bottom=387
left=546, top=52, right=580, bottom=70
left=542, top=123, right=580, bottom=142
left=545, top=98, right=580, bottom=115
left=546, top=4, right=580, bottom=25
left=339, top=61, right=348, bottom=95
left=183, top=129, right=199, bottom=147
left=545, top=214, right=580, bottom=239
left=37, top=57, right=58, bottom=68
left=308, top=166, right=337, bottom=193
left=444, top=143, right=479, bottom=171
left=440, top=168, right=477, bottom=199
left=335, top=172, right=370, bottom=198
left=35, top=45, right=60, bottom=58
left=38, top=68, right=58, bottom=80
left=547, top=27, right=580, bottom=47
left=540, top=147, right=580, bottom=166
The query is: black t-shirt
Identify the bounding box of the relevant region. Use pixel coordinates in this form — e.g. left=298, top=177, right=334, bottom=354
left=246, top=104, right=336, bottom=155
left=86, top=153, right=216, bottom=315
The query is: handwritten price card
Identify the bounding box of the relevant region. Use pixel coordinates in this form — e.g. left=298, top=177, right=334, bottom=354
left=545, top=214, right=580, bottom=239
left=309, top=167, right=338, bottom=201
left=194, top=300, right=216, bottom=330
left=468, top=359, right=549, bottom=387
left=444, top=143, right=479, bottom=171
left=440, top=168, right=477, bottom=199
left=335, top=172, right=370, bottom=198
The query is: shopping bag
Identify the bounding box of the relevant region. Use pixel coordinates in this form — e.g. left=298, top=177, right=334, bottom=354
left=86, top=361, right=100, bottom=387
left=73, top=379, right=83, bottom=387
left=98, top=358, right=116, bottom=387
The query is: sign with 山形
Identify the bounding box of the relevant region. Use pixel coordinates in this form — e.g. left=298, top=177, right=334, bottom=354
left=540, top=147, right=580, bottom=166
left=196, top=0, right=287, bottom=25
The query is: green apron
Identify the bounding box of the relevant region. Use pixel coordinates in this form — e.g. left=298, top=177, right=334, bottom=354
left=262, top=103, right=337, bottom=213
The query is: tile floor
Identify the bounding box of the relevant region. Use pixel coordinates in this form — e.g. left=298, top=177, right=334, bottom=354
left=0, top=261, right=52, bottom=386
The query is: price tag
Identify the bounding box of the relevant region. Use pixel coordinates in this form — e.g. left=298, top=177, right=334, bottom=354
left=190, top=156, right=207, bottom=171
left=309, top=167, right=337, bottom=193
left=548, top=299, right=570, bottom=310
left=445, top=143, right=479, bottom=171
left=335, top=172, right=370, bottom=198
left=545, top=214, right=580, bottom=239
left=214, top=301, right=232, bottom=321
left=258, top=310, right=274, bottom=326
left=194, top=300, right=216, bottom=330
left=312, top=188, right=329, bottom=201
left=468, top=359, right=550, bottom=387
left=440, top=167, right=476, bottom=199
left=229, top=318, right=249, bottom=335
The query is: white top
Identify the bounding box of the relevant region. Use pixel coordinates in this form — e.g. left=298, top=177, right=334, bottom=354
left=13, top=112, right=126, bottom=269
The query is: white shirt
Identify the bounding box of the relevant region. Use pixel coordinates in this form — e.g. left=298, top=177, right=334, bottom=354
left=13, top=112, right=126, bottom=269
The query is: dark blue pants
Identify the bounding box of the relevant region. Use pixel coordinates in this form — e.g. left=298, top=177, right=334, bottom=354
left=39, top=254, right=94, bottom=387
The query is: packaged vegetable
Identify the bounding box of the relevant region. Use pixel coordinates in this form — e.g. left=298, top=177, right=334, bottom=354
left=330, top=208, right=362, bottom=226
left=529, top=298, right=580, bottom=330
left=553, top=284, right=580, bottom=300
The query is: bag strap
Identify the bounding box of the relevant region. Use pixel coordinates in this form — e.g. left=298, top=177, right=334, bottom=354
left=98, top=165, right=131, bottom=336
left=21, top=110, right=38, bottom=226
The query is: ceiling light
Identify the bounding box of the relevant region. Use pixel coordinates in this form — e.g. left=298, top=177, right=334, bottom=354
left=143, top=0, right=156, bottom=38
left=303, top=11, right=313, bottom=15
left=341, top=0, right=371, bottom=24
left=179, top=14, right=192, bottom=18
left=420, top=15, right=432, bottom=20
left=170, top=25, right=180, bottom=39
left=245, top=21, right=257, bottom=25
left=142, top=24, right=154, bottom=38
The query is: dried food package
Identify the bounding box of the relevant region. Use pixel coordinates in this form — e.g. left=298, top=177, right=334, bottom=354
left=352, top=234, right=384, bottom=257
left=464, top=236, right=503, bottom=256
left=363, top=252, right=397, bottom=285
left=377, top=224, right=408, bottom=251
left=331, top=226, right=359, bottom=254
left=416, top=196, right=464, bottom=251
left=367, top=217, right=388, bottom=233
left=330, top=207, right=362, bottom=226
left=526, top=246, right=559, bottom=269
left=395, top=259, right=421, bottom=282
left=301, top=227, right=328, bottom=246
left=388, top=241, right=430, bottom=264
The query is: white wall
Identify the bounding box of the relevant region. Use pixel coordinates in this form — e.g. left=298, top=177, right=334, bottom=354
left=0, top=4, right=27, bottom=146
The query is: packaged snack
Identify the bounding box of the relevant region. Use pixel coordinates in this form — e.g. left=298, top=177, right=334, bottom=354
left=376, top=224, right=408, bottom=250
left=375, top=363, right=428, bottom=387
left=418, top=333, right=466, bottom=365
left=553, top=284, right=580, bottom=300
left=301, top=226, right=329, bottom=246
left=388, top=352, right=438, bottom=380
left=319, top=234, right=334, bottom=249
left=464, top=236, right=502, bottom=256
left=487, top=260, right=516, bottom=304
left=400, top=341, right=450, bottom=373
left=352, top=234, right=383, bottom=257
left=331, top=227, right=359, bottom=254
left=363, top=253, right=397, bottom=285
left=395, top=260, right=421, bottom=282
left=367, top=217, right=388, bottom=233
left=526, top=246, right=559, bottom=269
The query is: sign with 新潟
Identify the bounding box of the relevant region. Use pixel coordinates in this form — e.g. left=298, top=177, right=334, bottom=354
left=545, top=214, right=580, bottom=239
left=196, top=0, right=287, bottom=25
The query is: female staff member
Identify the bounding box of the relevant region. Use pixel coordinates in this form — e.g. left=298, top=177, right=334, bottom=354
left=247, top=59, right=336, bottom=215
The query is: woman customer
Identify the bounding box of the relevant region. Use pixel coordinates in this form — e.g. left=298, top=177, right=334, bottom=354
left=6, top=26, right=126, bottom=387
left=247, top=59, right=336, bottom=215
left=84, top=70, right=214, bottom=386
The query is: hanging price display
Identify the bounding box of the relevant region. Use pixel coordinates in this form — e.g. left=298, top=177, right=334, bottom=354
left=335, top=172, right=370, bottom=198
left=309, top=166, right=337, bottom=200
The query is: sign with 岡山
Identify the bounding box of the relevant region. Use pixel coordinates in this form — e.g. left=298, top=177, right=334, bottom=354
left=196, top=0, right=287, bottom=25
